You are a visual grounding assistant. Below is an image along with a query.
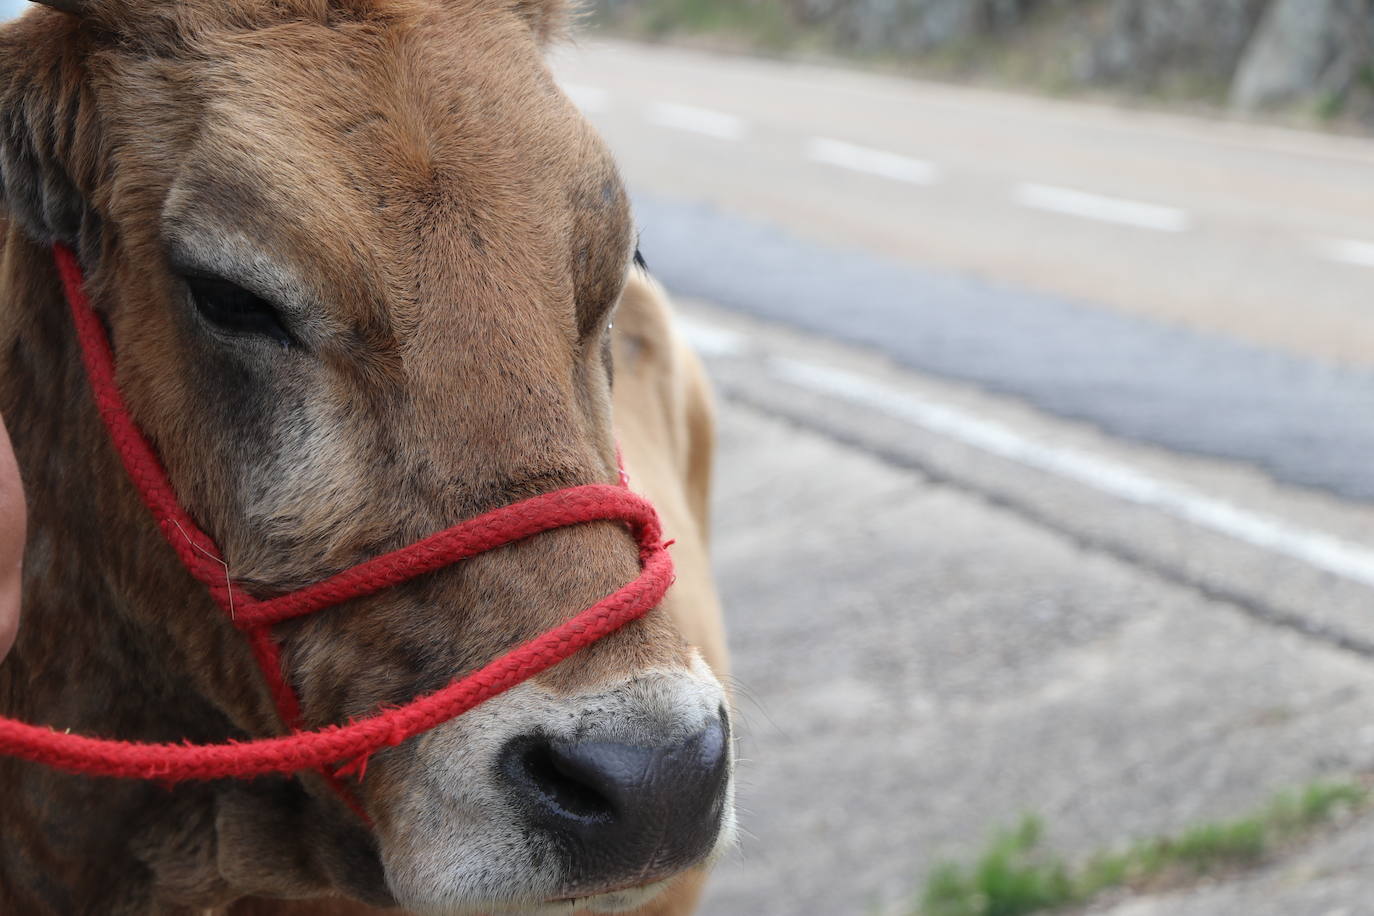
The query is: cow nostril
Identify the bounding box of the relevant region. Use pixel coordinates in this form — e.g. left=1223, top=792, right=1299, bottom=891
left=517, top=740, right=616, bottom=822
left=498, top=717, right=730, bottom=894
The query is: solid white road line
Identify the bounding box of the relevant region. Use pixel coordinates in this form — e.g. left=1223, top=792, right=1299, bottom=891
left=681, top=310, right=1374, bottom=590
left=805, top=137, right=940, bottom=186
left=1317, top=237, right=1374, bottom=268
left=645, top=102, right=746, bottom=141
left=771, top=358, right=1374, bottom=589
left=561, top=83, right=610, bottom=113
left=1015, top=182, right=1191, bottom=233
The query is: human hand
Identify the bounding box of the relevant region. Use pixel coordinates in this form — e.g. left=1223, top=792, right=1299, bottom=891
left=0, top=415, right=23, bottom=662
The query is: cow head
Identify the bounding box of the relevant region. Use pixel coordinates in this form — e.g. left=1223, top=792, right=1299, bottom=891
left=0, top=0, right=733, bottom=911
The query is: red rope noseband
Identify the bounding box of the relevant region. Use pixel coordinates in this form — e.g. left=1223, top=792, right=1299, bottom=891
left=0, top=244, right=675, bottom=797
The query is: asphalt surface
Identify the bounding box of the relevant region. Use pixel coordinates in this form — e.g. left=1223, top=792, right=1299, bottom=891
left=553, top=38, right=1374, bottom=916
left=632, top=193, right=1374, bottom=501
left=552, top=40, right=1374, bottom=369
left=554, top=40, right=1374, bottom=506
left=692, top=303, right=1374, bottom=916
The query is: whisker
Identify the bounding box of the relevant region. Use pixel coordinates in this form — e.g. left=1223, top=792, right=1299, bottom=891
left=170, top=519, right=236, bottom=620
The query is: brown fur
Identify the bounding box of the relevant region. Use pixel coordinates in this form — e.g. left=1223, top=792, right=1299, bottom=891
left=0, top=2, right=728, bottom=913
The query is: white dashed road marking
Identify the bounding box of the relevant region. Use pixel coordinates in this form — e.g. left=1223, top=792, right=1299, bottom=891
left=645, top=102, right=746, bottom=141
left=1015, top=182, right=1191, bottom=233
left=1317, top=238, right=1374, bottom=268
left=564, top=89, right=1374, bottom=264
left=805, top=137, right=940, bottom=186
left=562, top=83, right=610, bottom=113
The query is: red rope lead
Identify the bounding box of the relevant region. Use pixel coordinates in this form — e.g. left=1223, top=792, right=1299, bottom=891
left=0, top=244, right=674, bottom=785
left=55, top=246, right=232, bottom=588
left=237, top=485, right=663, bottom=628
left=0, top=549, right=672, bottom=780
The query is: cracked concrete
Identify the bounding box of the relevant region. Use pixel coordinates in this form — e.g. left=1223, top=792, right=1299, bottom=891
left=693, top=310, right=1374, bottom=915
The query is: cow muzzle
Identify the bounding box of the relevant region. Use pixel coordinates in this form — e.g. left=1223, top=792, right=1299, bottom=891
left=375, top=659, right=735, bottom=914
left=500, top=711, right=729, bottom=890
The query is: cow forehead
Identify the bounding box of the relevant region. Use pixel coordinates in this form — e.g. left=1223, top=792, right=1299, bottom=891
left=179, top=15, right=613, bottom=234
left=142, top=11, right=630, bottom=335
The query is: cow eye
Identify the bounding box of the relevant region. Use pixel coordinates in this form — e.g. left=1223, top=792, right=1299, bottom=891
left=185, top=275, right=295, bottom=348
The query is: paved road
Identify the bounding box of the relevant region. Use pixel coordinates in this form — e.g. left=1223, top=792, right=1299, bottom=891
left=552, top=39, right=1374, bottom=916
left=630, top=194, right=1374, bottom=502
left=553, top=40, right=1374, bottom=369
left=553, top=41, right=1374, bottom=503
left=693, top=302, right=1374, bottom=916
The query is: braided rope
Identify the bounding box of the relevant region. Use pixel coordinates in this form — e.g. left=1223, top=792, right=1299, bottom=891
left=0, top=549, right=672, bottom=779
left=0, top=245, right=674, bottom=783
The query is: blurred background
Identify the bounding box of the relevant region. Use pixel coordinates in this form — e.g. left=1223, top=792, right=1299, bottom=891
left=552, top=2, right=1374, bottom=915
left=588, top=0, right=1374, bottom=124
left=3, top=0, right=1371, bottom=913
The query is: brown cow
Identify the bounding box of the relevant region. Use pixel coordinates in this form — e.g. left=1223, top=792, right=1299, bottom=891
left=0, top=1, right=732, bottom=913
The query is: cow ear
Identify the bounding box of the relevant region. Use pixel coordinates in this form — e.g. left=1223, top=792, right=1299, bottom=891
left=510, top=0, right=574, bottom=45
left=0, top=11, right=98, bottom=248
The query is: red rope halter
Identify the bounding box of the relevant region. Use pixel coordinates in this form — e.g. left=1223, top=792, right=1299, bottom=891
left=0, top=244, right=675, bottom=802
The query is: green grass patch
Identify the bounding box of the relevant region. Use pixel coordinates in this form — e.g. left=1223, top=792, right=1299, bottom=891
left=918, top=780, right=1369, bottom=916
